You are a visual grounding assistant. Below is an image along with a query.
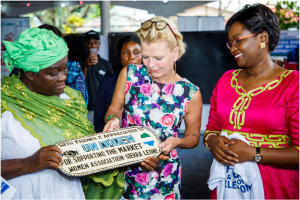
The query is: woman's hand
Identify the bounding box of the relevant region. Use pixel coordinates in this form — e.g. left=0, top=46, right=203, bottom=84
left=227, top=139, right=255, bottom=163
left=25, top=145, right=63, bottom=172
left=103, top=117, right=120, bottom=132
left=140, top=154, right=169, bottom=172
left=158, top=136, right=179, bottom=154
left=207, top=135, right=239, bottom=165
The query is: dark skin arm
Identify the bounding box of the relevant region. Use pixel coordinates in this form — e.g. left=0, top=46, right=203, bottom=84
left=206, top=135, right=299, bottom=168
left=229, top=139, right=299, bottom=169
left=205, top=134, right=238, bottom=166
left=1, top=146, right=63, bottom=180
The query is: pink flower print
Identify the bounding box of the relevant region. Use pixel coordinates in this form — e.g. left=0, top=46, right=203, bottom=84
left=146, top=122, right=151, bottom=128
left=124, top=81, right=132, bottom=94
left=183, top=99, right=190, bottom=113
left=170, top=150, right=177, bottom=159
left=163, top=163, right=173, bottom=177
left=134, top=172, right=150, bottom=186
left=179, top=166, right=182, bottom=179
left=140, top=83, right=153, bottom=97
left=172, top=132, right=178, bottom=137
left=154, top=83, right=160, bottom=93
left=164, top=193, right=175, bottom=200
left=133, top=114, right=142, bottom=125
left=127, top=114, right=135, bottom=124
left=161, top=114, right=175, bottom=127
left=122, top=118, right=128, bottom=127
left=137, top=64, right=143, bottom=69
left=164, top=83, right=174, bottom=95
left=131, top=188, right=138, bottom=195
left=151, top=170, right=159, bottom=179
left=132, top=99, right=138, bottom=106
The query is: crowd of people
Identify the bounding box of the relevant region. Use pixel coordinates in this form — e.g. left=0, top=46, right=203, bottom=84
left=1, top=3, right=298, bottom=200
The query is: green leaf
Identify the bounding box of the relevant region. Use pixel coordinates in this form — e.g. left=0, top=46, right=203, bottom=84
left=137, top=93, right=143, bottom=98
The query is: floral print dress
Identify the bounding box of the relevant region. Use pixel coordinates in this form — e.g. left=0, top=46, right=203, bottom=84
left=121, top=64, right=199, bottom=199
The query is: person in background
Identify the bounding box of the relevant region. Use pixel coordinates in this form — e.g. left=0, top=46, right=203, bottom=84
left=103, top=16, right=203, bottom=199
left=80, top=30, right=114, bottom=123
left=94, top=35, right=142, bottom=133
left=204, top=4, right=299, bottom=199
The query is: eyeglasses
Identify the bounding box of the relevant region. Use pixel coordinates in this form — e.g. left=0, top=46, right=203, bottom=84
left=141, top=20, right=178, bottom=46
left=226, top=33, right=257, bottom=49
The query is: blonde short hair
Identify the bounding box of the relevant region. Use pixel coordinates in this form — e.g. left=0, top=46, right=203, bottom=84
left=136, top=16, right=186, bottom=60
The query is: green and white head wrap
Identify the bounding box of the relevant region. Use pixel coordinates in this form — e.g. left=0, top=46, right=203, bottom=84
left=2, top=27, right=69, bottom=73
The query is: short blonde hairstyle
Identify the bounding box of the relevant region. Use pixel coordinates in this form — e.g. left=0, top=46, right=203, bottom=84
left=136, top=16, right=186, bottom=60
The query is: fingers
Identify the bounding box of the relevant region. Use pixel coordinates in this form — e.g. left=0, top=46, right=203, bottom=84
left=158, top=154, right=169, bottom=161
left=87, top=55, right=98, bottom=65
left=143, top=157, right=160, bottom=171
left=220, top=136, right=235, bottom=145
left=158, top=142, right=165, bottom=150
left=140, top=157, right=161, bottom=172
left=44, top=153, right=63, bottom=168
left=212, top=147, right=239, bottom=165
left=158, top=138, right=176, bottom=154
left=43, top=145, right=63, bottom=154
left=224, top=148, right=239, bottom=158
left=103, top=119, right=120, bottom=132
left=140, top=161, right=153, bottom=172
left=45, top=160, right=61, bottom=168
left=208, top=136, right=239, bottom=165
left=103, top=123, right=109, bottom=132
left=41, top=146, right=63, bottom=167
left=27, top=146, right=64, bottom=172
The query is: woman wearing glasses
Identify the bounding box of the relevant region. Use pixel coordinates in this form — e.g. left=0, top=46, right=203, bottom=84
left=103, top=16, right=202, bottom=199
left=204, top=4, right=299, bottom=199
left=94, top=35, right=142, bottom=133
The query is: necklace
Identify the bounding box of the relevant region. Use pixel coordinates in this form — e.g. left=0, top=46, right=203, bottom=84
left=149, top=72, right=176, bottom=99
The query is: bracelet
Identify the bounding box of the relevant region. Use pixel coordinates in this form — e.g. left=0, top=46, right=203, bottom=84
left=204, top=132, right=217, bottom=151
left=106, top=115, right=120, bottom=123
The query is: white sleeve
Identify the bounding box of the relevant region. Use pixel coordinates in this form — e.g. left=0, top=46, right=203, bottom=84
left=0, top=111, right=7, bottom=146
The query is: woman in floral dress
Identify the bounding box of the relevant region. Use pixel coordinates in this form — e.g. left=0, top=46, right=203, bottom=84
left=103, top=16, right=203, bottom=199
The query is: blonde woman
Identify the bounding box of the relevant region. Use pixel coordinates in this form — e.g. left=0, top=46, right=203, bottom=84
left=103, top=16, right=203, bottom=199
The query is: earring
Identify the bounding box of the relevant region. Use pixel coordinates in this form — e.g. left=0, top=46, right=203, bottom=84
left=173, top=61, right=177, bottom=74
left=260, top=42, right=265, bottom=49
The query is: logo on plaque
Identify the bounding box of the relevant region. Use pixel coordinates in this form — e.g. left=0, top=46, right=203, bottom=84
left=141, top=133, right=154, bottom=146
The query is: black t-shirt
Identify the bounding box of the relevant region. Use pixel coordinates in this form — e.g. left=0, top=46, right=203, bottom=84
left=81, top=55, right=113, bottom=110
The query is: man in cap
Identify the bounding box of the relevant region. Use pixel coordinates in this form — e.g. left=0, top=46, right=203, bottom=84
left=80, top=30, right=113, bottom=124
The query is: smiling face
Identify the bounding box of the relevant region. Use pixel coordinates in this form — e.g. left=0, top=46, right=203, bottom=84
left=120, top=41, right=142, bottom=67
left=141, top=41, right=179, bottom=83
left=28, top=56, right=68, bottom=96
left=228, top=22, right=266, bottom=68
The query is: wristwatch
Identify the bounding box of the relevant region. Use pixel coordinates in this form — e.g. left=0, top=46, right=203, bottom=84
left=254, top=147, right=262, bottom=163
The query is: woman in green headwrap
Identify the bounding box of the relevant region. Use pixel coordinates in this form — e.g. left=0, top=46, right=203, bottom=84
left=0, top=27, right=124, bottom=199
left=1, top=27, right=90, bottom=199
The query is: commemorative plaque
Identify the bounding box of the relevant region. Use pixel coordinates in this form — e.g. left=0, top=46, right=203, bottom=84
left=55, top=126, right=161, bottom=177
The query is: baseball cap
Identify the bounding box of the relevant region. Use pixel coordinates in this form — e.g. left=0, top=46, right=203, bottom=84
left=85, top=30, right=100, bottom=41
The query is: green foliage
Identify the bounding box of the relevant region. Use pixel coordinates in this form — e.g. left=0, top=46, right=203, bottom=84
left=274, top=1, right=299, bottom=30
left=22, top=3, right=110, bottom=34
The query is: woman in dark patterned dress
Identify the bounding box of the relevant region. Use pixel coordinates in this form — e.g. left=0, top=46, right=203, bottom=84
left=103, top=16, right=203, bottom=199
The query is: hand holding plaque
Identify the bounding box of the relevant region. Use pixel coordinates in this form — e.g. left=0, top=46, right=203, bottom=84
left=55, top=126, right=161, bottom=177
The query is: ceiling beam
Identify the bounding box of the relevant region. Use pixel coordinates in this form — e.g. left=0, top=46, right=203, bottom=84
left=1, top=1, right=213, bottom=17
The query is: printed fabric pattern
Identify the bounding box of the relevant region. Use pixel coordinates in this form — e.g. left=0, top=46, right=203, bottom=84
left=66, top=60, right=89, bottom=105
left=122, top=64, right=199, bottom=199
